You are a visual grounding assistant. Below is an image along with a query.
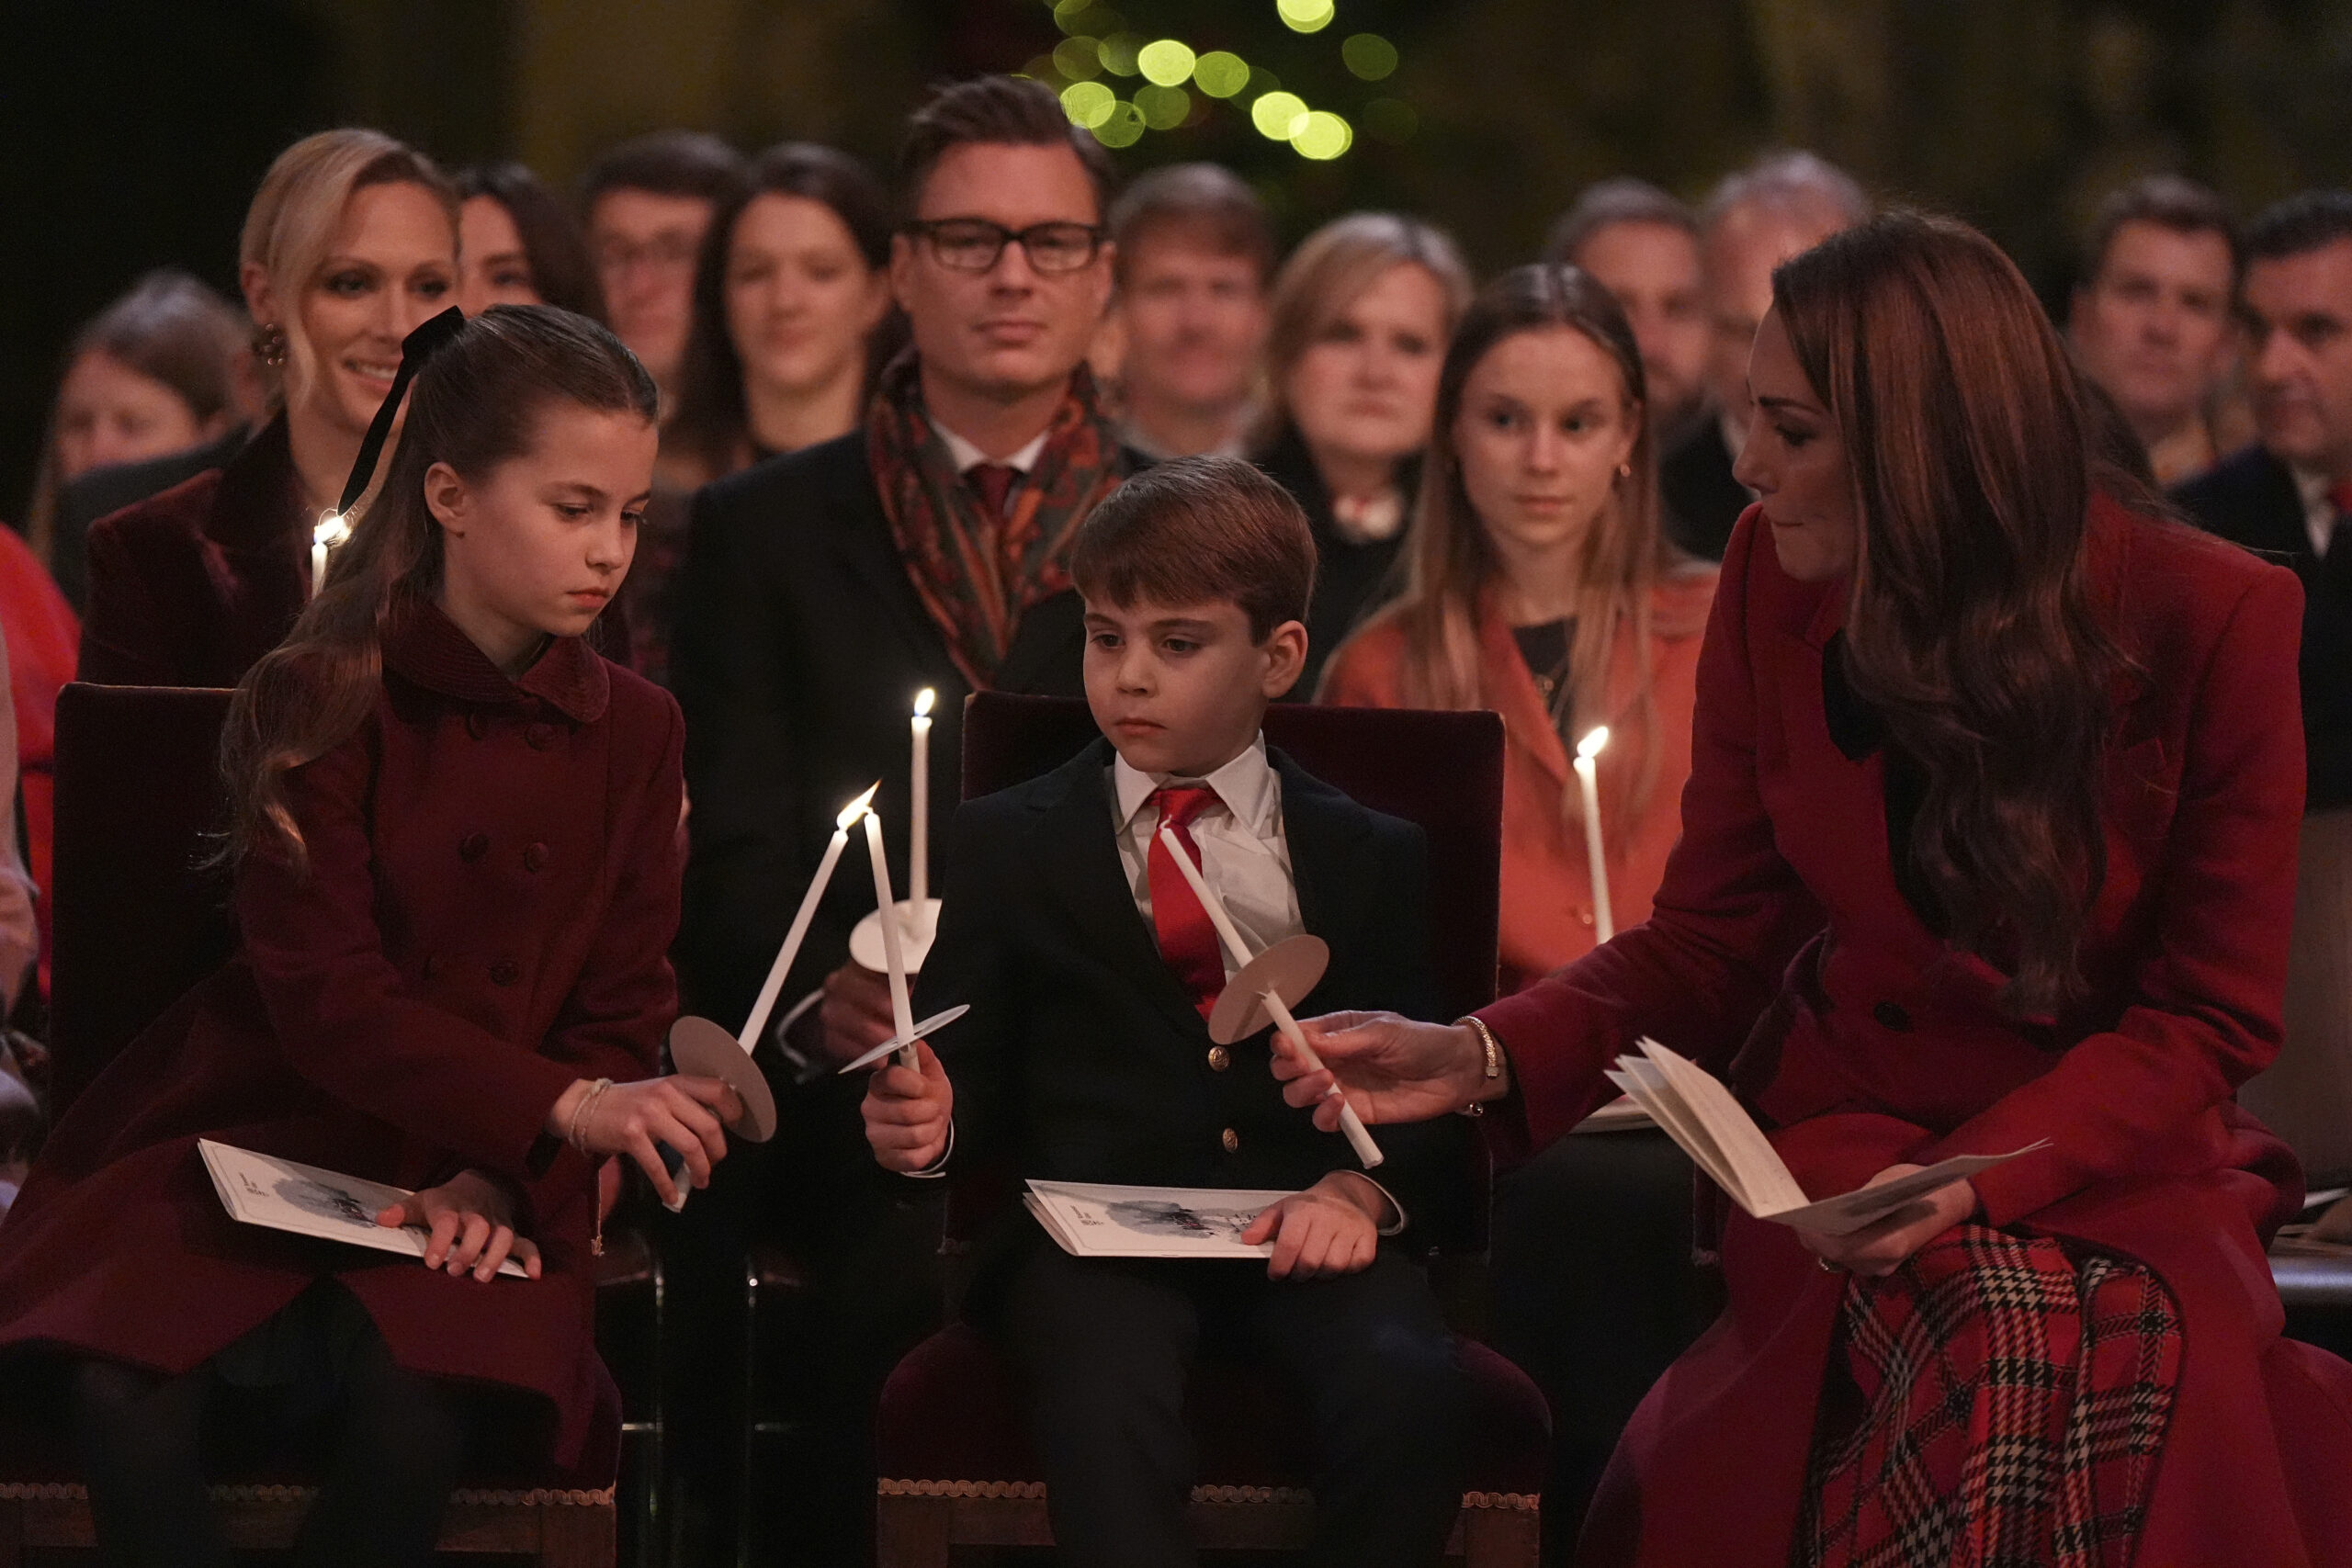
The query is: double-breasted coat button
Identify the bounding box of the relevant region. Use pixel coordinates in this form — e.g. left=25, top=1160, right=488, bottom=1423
left=1206, top=1045, right=1230, bottom=1072
left=523, top=842, right=548, bottom=872
left=1872, top=1000, right=1913, bottom=1032
left=465, top=712, right=490, bottom=740
left=526, top=722, right=557, bottom=750
left=1220, top=1127, right=1239, bottom=1153
left=491, top=960, right=522, bottom=987
left=459, top=832, right=490, bottom=863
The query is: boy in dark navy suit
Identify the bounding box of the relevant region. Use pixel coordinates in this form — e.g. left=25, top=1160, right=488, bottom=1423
left=863, top=456, right=1471, bottom=1568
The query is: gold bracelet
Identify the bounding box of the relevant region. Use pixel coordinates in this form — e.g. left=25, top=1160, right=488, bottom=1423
left=568, top=1077, right=614, bottom=1155
left=1455, top=1016, right=1505, bottom=1117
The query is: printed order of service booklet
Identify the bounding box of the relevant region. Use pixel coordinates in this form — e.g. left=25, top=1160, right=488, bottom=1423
left=1607, top=1039, right=2047, bottom=1236
left=1024, top=1179, right=1296, bottom=1259
left=198, top=1139, right=529, bottom=1279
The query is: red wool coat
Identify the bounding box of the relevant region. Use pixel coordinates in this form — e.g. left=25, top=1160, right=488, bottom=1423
left=1479, top=502, right=2352, bottom=1566
left=0, top=601, right=684, bottom=1483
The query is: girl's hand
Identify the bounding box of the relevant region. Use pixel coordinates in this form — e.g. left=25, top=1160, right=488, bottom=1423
left=1795, top=1163, right=1980, bottom=1278
left=863, top=1040, right=953, bottom=1172
left=1239, top=1173, right=1385, bottom=1281
left=377, top=1169, right=542, bottom=1282
left=547, top=1075, right=736, bottom=1210
left=1272, top=1011, right=1496, bottom=1129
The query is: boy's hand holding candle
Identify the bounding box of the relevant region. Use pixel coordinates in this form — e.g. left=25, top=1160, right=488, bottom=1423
left=863, top=1041, right=955, bottom=1172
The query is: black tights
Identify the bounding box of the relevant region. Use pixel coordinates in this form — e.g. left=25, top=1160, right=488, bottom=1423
left=70, top=1325, right=470, bottom=1568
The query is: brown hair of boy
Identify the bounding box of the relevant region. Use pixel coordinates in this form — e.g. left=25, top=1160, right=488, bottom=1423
left=1069, top=455, right=1316, bottom=642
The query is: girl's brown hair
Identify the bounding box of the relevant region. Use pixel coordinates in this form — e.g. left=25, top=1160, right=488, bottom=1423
left=220, top=305, right=657, bottom=872
left=1327, top=263, right=1680, bottom=840
left=1774, top=210, right=2124, bottom=1017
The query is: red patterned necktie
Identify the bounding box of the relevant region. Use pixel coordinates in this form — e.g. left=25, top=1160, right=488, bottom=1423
left=1148, top=785, right=1227, bottom=1018
left=967, top=462, right=1020, bottom=523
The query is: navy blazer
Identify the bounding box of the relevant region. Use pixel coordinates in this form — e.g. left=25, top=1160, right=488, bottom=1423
left=2173, top=444, right=2352, bottom=809
left=914, top=738, right=1465, bottom=1236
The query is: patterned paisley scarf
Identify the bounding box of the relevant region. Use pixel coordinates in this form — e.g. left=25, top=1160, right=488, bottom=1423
left=867, top=352, right=1125, bottom=688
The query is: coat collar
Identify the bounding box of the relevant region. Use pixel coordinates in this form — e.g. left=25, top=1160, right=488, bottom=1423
left=382, top=594, right=611, bottom=723
left=201, top=412, right=310, bottom=557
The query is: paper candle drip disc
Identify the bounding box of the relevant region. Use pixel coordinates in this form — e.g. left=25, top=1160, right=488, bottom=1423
left=1207, top=935, right=1329, bottom=1045
left=668, top=1014, right=778, bottom=1142
left=834, top=1003, right=975, bottom=1075
left=848, top=897, right=943, bottom=975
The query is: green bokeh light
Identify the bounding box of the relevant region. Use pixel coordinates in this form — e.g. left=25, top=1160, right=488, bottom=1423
left=1136, top=83, right=1192, bottom=129
left=1060, top=80, right=1116, bottom=129
left=1052, top=37, right=1102, bottom=80
left=1292, top=109, right=1352, bottom=160
left=1136, top=39, right=1196, bottom=87
left=1192, top=51, right=1250, bottom=97
left=1276, top=0, right=1335, bottom=35
left=1097, top=31, right=1143, bottom=75
left=1092, top=100, right=1148, bottom=148
left=1250, top=90, right=1309, bottom=141
left=1341, top=33, right=1398, bottom=81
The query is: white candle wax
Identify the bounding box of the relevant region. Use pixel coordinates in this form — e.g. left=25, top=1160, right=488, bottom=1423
left=864, top=809, right=920, bottom=1068
left=309, top=513, right=348, bottom=602
left=1575, top=727, right=1614, bottom=943
left=739, top=784, right=876, bottom=1052
left=910, top=689, right=934, bottom=909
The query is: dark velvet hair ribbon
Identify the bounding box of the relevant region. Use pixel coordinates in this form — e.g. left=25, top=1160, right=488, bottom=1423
left=335, top=306, right=468, bottom=516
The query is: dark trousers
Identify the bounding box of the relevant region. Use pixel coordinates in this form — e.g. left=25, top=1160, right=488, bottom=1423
left=68, top=1283, right=474, bottom=1568
left=993, top=1239, right=1470, bottom=1568
left=1488, top=1129, right=1721, bottom=1563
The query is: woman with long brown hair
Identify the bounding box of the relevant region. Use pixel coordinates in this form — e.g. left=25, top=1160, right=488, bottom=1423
left=0, top=306, right=736, bottom=1565
left=79, top=129, right=460, bottom=688
left=1320, top=263, right=1713, bottom=989
left=1279, top=211, right=2352, bottom=1563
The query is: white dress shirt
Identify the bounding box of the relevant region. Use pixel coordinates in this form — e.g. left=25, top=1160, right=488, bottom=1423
left=1107, top=734, right=1303, bottom=977
left=934, top=421, right=1049, bottom=489
left=2295, top=465, right=2344, bottom=558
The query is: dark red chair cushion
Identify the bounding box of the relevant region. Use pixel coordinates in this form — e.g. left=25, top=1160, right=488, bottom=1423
left=959, top=694, right=1505, bottom=1021
left=875, top=1321, right=1548, bottom=1495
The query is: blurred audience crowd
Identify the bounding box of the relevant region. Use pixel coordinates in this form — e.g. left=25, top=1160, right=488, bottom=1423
left=6, top=74, right=2350, bottom=1566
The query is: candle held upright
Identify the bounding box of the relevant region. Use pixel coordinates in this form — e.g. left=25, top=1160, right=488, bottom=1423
left=310, top=512, right=351, bottom=601
left=910, top=688, right=935, bottom=909
left=1574, top=726, right=1614, bottom=943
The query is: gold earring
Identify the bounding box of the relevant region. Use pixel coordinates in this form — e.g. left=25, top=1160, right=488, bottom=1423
left=253, top=323, right=287, bottom=368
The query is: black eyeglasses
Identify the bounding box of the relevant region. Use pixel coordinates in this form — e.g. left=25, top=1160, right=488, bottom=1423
left=904, top=218, right=1106, bottom=275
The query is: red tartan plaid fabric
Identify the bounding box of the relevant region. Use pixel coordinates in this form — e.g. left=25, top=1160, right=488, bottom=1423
left=1797, top=1224, right=2181, bottom=1568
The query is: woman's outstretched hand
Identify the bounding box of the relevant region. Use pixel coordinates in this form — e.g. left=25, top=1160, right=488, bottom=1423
left=377, top=1169, right=541, bottom=1282
left=1794, top=1163, right=1981, bottom=1278
left=1271, top=1010, right=1498, bottom=1129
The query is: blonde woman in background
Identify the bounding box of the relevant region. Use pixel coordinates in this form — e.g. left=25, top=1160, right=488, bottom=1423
left=79, top=129, right=458, bottom=687
left=1254, top=212, right=1472, bottom=695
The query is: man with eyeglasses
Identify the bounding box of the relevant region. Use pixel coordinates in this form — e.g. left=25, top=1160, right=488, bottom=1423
left=579, top=130, right=745, bottom=410
left=669, top=74, right=1135, bottom=1563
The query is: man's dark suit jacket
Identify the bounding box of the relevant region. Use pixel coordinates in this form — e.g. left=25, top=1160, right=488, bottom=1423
left=2174, top=444, right=2352, bottom=809
left=913, top=737, right=1465, bottom=1244
left=1659, top=416, right=1747, bottom=563
left=671, top=430, right=1141, bottom=1027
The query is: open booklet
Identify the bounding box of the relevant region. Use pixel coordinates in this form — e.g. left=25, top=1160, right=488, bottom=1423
left=1023, top=1179, right=1293, bottom=1259
left=198, top=1140, right=529, bottom=1279
left=1605, top=1041, right=2046, bottom=1237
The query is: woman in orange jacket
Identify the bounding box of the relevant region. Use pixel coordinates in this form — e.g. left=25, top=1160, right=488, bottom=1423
left=1319, top=262, right=1714, bottom=993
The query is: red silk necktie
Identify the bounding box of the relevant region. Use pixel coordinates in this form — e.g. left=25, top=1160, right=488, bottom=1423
left=1148, top=785, right=1227, bottom=1017
left=967, top=462, right=1020, bottom=523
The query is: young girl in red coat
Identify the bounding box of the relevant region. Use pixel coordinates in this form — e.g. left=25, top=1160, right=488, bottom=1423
left=0, top=304, right=736, bottom=1567
left=1281, top=212, right=2352, bottom=1566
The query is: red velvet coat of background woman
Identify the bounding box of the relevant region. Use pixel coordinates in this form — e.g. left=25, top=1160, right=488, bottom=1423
left=0, top=603, right=683, bottom=1482
left=1478, top=502, right=2352, bottom=1566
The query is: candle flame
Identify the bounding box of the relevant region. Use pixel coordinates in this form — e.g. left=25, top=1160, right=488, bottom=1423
left=1577, top=725, right=1611, bottom=761
left=913, top=688, right=936, bottom=718
left=312, top=513, right=351, bottom=549
left=838, top=783, right=880, bottom=828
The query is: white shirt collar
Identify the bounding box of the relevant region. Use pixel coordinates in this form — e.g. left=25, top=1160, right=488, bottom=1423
left=933, top=419, right=1050, bottom=476
left=2294, top=464, right=2340, bottom=557
left=1112, top=732, right=1280, bottom=839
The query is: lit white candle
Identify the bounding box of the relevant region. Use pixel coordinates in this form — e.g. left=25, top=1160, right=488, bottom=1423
left=864, top=808, right=920, bottom=1069
left=1575, top=726, right=1614, bottom=943
left=310, top=512, right=350, bottom=601
left=1156, top=823, right=1384, bottom=1168
left=910, top=688, right=935, bottom=908
left=739, top=784, right=876, bottom=1052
